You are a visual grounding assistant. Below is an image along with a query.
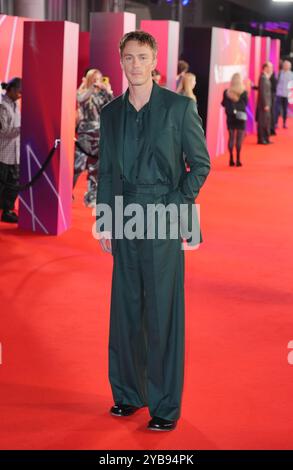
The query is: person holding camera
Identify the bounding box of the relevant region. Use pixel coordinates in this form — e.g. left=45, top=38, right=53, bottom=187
left=73, top=68, right=113, bottom=207
left=221, top=73, right=248, bottom=167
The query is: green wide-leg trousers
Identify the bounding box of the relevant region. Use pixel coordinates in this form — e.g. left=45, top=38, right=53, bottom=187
left=109, top=234, right=185, bottom=422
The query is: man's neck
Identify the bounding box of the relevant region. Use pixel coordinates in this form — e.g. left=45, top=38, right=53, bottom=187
left=128, top=79, right=153, bottom=112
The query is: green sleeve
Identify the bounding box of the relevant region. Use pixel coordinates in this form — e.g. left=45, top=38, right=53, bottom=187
left=166, top=98, right=211, bottom=206
left=96, top=110, right=112, bottom=207
left=180, top=99, right=211, bottom=201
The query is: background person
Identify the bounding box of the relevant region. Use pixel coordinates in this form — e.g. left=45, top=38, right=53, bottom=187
left=151, top=69, right=161, bottom=85
left=0, top=78, right=22, bottom=223
left=275, top=60, right=293, bottom=129
left=221, top=73, right=248, bottom=167
left=74, top=68, right=113, bottom=207
left=256, top=62, right=273, bottom=145
left=179, top=72, right=197, bottom=102
left=176, top=59, right=189, bottom=94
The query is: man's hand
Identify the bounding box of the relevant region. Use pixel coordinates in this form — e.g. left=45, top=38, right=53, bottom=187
left=264, top=105, right=270, bottom=112
left=97, top=231, right=112, bottom=254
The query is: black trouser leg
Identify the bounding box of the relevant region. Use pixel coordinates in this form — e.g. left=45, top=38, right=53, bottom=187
left=228, top=129, right=235, bottom=165
left=275, top=96, right=281, bottom=126
left=0, top=163, right=19, bottom=212
left=258, top=111, right=270, bottom=143
left=236, top=130, right=245, bottom=164
left=281, top=97, right=288, bottom=126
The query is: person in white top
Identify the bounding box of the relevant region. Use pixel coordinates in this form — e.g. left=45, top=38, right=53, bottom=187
left=275, top=60, right=293, bottom=129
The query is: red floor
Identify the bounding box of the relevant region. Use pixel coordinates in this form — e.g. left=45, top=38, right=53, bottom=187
left=0, top=122, right=293, bottom=450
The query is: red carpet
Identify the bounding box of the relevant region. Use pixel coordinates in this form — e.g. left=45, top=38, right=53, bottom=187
left=0, top=122, right=293, bottom=450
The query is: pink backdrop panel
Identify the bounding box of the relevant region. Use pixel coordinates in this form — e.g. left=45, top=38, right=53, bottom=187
left=260, top=36, right=271, bottom=66
left=206, top=28, right=251, bottom=157
left=77, top=31, right=90, bottom=87
left=269, top=38, right=281, bottom=73
left=90, top=12, right=136, bottom=96
left=140, top=20, right=179, bottom=91
left=0, top=14, right=32, bottom=84
left=247, top=36, right=262, bottom=133
left=19, top=21, right=79, bottom=235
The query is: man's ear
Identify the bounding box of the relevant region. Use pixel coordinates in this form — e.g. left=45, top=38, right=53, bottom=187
left=152, top=56, right=158, bottom=71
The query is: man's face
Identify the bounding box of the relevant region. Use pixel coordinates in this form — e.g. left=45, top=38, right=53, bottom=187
left=263, top=66, right=271, bottom=77
left=267, top=63, right=273, bottom=77
left=283, top=61, right=291, bottom=72
left=121, top=40, right=157, bottom=86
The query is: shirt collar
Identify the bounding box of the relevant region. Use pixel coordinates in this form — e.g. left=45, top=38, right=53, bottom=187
left=126, top=80, right=155, bottom=114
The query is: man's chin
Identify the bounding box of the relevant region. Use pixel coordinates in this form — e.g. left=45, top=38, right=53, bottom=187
left=130, top=81, right=145, bottom=86
left=128, top=77, right=148, bottom=87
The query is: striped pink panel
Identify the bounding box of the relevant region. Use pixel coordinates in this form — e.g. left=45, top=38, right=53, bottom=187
left=19, top=21, right=79, bottom=235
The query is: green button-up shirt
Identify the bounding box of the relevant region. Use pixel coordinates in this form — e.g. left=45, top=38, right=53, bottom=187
left=123, top=90, right=169, bottom=186
left=123, top=97, right=150, bottom=184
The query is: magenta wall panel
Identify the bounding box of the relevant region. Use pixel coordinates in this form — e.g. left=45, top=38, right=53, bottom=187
left=19, top=21, right=79, bottom=235
left=206, top=28, right=251, bottom=157
left=260, top=36, right=271, bottom=66
left=247, top=36, right=262, bottom=133
left=77, top=31, right=90, bottom=87
left=269, top=38, right=281, bottom=73
left=140, top=20, right=179, bottom=91
left=90, top=12, right=136, bottom=96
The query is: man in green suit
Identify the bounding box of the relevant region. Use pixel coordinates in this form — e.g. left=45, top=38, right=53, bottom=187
left=96, top=31, right=210, bottom=431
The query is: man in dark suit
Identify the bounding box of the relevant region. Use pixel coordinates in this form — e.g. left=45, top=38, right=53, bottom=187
left=257, top=62, right=273, bottom=144
left=270, top=66, right=278, bottom=136
left=96, top=31, right=210, bottom=431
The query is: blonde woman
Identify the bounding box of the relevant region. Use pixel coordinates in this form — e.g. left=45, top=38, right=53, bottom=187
left=221, top=73, right=248, bottom=167
left=176, top=60, right=189, bottom=93
left=180, top=72, right=197, bottom=102
left=74, top=68, right=113, bottom=207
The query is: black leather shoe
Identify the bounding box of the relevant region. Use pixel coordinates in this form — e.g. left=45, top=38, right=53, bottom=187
left=110, top=404, right=140, bottom=417
left=147, top=416, right=177, bottom=431
left=236, top=160, right=242, bottom=167
left=1, top=211, right=18, bottom=223
left=229, top=159, right=235, bottom=167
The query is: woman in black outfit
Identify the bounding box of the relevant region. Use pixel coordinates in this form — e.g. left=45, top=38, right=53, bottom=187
left=221, top=73, right=248, bottom=167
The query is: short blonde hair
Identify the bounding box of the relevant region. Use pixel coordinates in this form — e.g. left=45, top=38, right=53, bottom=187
left=84, top=69, right=102, bottom=89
